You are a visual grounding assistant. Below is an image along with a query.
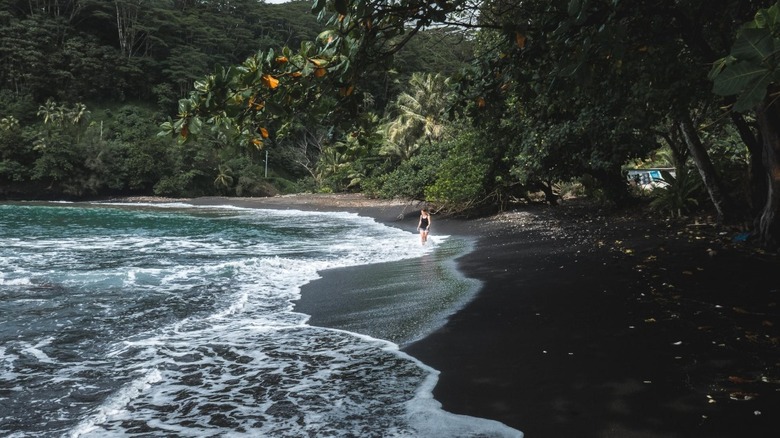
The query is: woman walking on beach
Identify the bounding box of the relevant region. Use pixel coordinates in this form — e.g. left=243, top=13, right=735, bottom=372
left=417, top=209, right=431, bottom=245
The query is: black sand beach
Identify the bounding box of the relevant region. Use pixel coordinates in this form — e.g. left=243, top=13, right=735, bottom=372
left=187, top=195, right=779, bottom=437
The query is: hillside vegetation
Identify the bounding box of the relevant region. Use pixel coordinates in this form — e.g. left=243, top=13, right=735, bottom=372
left=2, top=0, right=780, bottom=250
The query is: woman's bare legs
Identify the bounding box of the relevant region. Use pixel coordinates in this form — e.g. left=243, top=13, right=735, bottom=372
left=420, top=229, right=428, bottom=244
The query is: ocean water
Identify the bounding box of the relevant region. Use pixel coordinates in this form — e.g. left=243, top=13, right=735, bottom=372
left=0, top=202, right=522, bottom=437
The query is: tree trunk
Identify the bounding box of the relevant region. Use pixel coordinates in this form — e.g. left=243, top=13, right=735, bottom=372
left=731, top=113, right=766, bottom=223
left=660, top=122, right=689, bottom=178
left=678, top=113, right=734, bottom=224
left=115, top=0, right=144, bottom=58
left=755, top=98, right=780, bottom=251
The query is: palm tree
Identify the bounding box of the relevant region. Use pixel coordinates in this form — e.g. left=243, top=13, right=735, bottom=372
left=382, top=72, right=450, bottom=160
left=214, top=165, right=234, bottom=189
left=381, top=115, right=423, bottom=160
left=70, top=103, right=91, bottom=127
left=37, top=100, right=63, bottom=126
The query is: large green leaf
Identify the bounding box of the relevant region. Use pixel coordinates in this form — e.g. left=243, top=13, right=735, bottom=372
left=712, top=60, right=769, bottom=96
left=731, top=28, right=774, bottom=63
left=754, top=2, right=780, bottom=32
left=188, top=116, right=203, bottom=135
left=707, top=55, right=734, bottom=80
left=733, top=72, right=773, bottom=112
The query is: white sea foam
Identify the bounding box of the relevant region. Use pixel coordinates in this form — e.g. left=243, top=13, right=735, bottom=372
left=20, top=338, right=56, bottom=364
left=0, top=276, right=31, bottom=286
left=1, top=202, right=522, bottom=437
left=93, top=201, right=194, bottom=209
left=69, top=368, right=163, bottom=438
left=0, top=346, right=20, bottom=382
left=407, top=362, right=523, bottom=438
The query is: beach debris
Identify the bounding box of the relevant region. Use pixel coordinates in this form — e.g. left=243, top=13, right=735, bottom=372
left=707, top=395, right=716, bottom=403
left=755, top=410, right=762, bottom=416
left=644, top=317, right=656, bottom=323
left=672, top=341, right=683, bottom=345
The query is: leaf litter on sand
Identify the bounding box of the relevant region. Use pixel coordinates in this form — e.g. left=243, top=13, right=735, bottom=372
left=503, top=202, right=780, bottom=411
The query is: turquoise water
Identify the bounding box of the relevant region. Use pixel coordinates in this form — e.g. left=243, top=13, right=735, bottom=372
left=0, top=202, right=522, bottom=437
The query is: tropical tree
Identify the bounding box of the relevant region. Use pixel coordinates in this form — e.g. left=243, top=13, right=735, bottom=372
left=35, top=100, right=91, bottom=145
left=382, top=72, right=450, bottom=160
left=710, top=1, right=780, bottom=249
left=649, top=170, right=703, bottom=218
left=0, top=114, right=31, bottom=186
left=214, top=164, right=234, bottom=189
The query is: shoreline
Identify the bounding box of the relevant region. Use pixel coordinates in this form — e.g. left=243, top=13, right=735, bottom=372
left=295, top=235, right=482, bottom=348
left=108, top=194, right=779, bottom=437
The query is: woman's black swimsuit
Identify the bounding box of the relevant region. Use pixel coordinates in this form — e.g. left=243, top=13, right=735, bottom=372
left=420, top=217, right=429, bottom=231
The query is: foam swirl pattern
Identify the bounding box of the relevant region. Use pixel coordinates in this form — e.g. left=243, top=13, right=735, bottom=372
left=0, top=202, right=522, bottom=437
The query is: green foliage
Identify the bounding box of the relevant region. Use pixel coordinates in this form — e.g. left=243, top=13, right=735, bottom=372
left=154, top=169, right=209, bottom=198
left=649, top=170, right=704, bottom=218
left=31, top=133, right=80, bottom=188
left=0, top=0, right=479, bottom=200
left=372, top=131, right=490, bottom=210
left=368, top=28, right=474, bottom=109
left=0, top=115, right=32, bottom=183
left=0, top=91, right=37, bottom=123
left=700, top=121, right=753, bottom=207
left=372, top=143, right=442, bottom=200
left=160, top=39, right=349, bottom=150
left=448, top=0, right=766, bottom=208
left=710, top=2, right=780, bottom=112
left=6, top=0, right=770, bottom=225
left=314, top=135, right=370, bottom=192
left=382, top=72, right=451, bottom=161
left=424, top=137, right=489, bottom=210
